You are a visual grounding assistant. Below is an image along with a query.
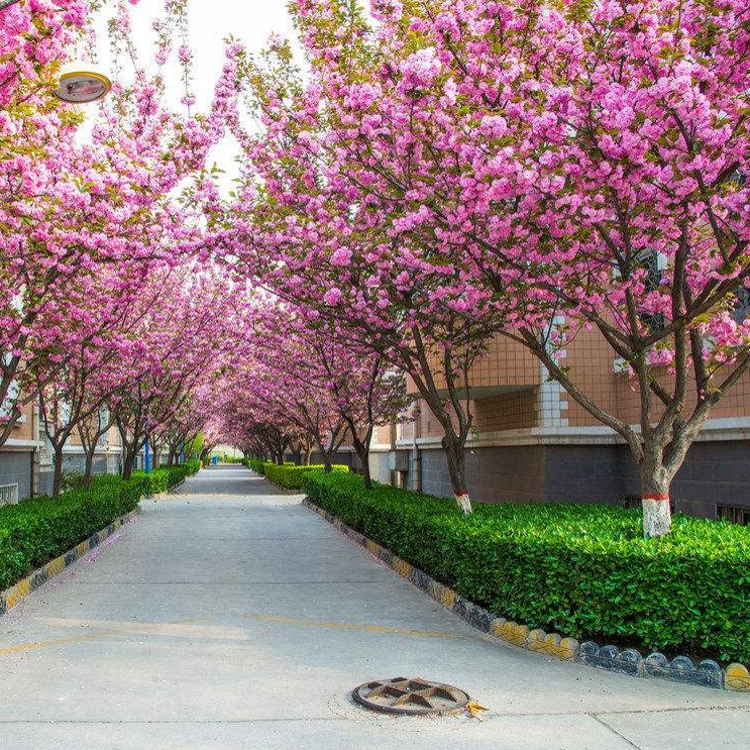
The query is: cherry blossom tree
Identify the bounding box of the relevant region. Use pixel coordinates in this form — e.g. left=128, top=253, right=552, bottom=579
left=0, top=0, right=87, bottom=110
left=225, top=0, right=750, bottom=535
left=0, top=0, right=238, bottom=450
left=218, top=30, right=496, bottom=512
left=77, top=403, right=114, bottom=489
left=109, top=264, right=235, bottom=479
left=212, top=296, right=409, bottom=485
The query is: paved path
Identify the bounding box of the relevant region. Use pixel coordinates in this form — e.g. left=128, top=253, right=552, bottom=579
left=0, top=466, right=748, bottom=749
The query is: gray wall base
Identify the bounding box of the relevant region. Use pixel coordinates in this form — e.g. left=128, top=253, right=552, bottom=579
left=409, top=441, right=750, bottom=519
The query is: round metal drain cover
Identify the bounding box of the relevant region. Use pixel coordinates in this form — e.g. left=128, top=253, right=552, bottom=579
left=352, top=677, right=470, bottom=716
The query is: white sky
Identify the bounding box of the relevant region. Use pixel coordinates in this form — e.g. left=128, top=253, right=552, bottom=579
left=132, top=0, right=299, bottom=109
left=89, top=0, right=303, bottom=192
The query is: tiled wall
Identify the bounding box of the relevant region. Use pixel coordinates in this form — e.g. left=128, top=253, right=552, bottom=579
left=474, top=391, right=537, bottom=432
left=556, top=325, right=750, bottom=427
left=6, top=403, right=36, bottom=442
left=398, top=385, right=541, bottom=441
left=406, top=333, right=540, bottom=395
left=406, top=441, right=750, bottom=519
left=372, top=423, right=392, bottom=445
left=402, top=322, right=750, bottom=433
left=561, top=328, right=620, bottom=427
left=61, top=454, right=121, bottom=475
left=461, top=334, right=540, bottom=389
left=418, top=446, right=547, bottom=503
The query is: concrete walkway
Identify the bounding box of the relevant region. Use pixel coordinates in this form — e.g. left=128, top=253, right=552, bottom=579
left=0, top=466, right=748, bottom=749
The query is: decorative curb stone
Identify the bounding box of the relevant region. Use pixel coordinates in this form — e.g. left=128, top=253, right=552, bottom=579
left=578, top=642, right=643, bottom=675
left=302, top=498, right=750, bottom=693
left=725, top=664, right=750, bottom=691
left=0, top=509, right=139, bottom=616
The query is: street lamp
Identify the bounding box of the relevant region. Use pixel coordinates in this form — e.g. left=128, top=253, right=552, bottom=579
left=0, top=0, right=111, bottom=102
left=54, top=62, right=111, bottom=104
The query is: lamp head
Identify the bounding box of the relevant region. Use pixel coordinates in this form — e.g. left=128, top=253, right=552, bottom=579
left=54, top=64, right=111, bottom=104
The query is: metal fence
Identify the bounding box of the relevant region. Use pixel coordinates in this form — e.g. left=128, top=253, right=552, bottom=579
left=0, top=483, right=19, bottom=506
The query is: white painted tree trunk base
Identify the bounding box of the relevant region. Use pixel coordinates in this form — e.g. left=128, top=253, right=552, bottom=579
left=455, top=492, right=472, bottom=514
left=643, top=497, right=671, bottom=538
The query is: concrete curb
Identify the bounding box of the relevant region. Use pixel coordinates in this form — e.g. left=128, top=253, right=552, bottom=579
left=0, top=509, right=140, bottom=617
left=302, top=498, right=750, bottom=693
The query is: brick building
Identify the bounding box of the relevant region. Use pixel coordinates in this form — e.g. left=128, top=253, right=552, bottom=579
left=368, top=331, right=750, bottom=521
left=0, top=402, right=43, bottom=503
left=0, top=402, right=123, bottom=503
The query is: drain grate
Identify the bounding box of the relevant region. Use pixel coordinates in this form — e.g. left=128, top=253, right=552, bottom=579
left=352, top=677, right=471, bottom=716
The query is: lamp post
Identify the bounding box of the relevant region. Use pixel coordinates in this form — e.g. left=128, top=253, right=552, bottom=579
left=0, top=0, right=112, bottom=102
left=54, top=63, right=111, bottom=104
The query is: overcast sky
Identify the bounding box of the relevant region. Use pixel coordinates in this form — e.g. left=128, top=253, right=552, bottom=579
left=140, top=0, right=299, bottom=110
left=90, top=0, right=303, bottom=191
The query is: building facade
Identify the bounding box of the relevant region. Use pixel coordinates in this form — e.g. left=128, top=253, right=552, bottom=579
left=0, top=402, right=43, bottom=503
left=368, top=331, right=750, bottom=521
left=0, top=404, right=124, bottom=502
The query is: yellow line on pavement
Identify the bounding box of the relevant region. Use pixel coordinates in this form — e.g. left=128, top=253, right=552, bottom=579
left=0, top=617, right=213, bottom=658
left=0, top=615, right=475, bottom=658
left=243, top=614, right=475, bottom=641
left=0, top=629, right=124, bottom=657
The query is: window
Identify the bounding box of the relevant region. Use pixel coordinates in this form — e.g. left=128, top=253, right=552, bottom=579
left=637, top=250, right=666, bottom=333
left=717, top=505, right=750, bottom=526
left=732, top=287, right=750, bottom=323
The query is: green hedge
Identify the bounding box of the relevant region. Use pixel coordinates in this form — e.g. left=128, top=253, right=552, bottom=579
left=0, top=460, right=201, bottom=591
left=244, top=458, right=266, bottom=475
left=302, top=472, right=750, bottom=663
left=132, top=459, right=201, bottom=495
left=263, top=463, right=349, bottom=489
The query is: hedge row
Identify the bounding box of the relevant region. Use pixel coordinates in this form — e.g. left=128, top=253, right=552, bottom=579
left=244, top=458, right=266, bottom=474
left=0, top=460, right=201, bottom=591
left=263, top=463, right=349, bottom=489
left=302, top=471, right=750, bottom=664
left=132, top=459, right=202, bottom=495
left=244, top=460, right=349, bottom=489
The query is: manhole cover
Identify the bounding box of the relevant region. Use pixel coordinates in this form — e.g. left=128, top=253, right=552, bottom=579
left=352, top=677, right=470, bottom=716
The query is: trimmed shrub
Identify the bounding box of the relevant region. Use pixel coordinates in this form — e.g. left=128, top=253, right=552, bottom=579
left=244, top=458, right=266, bottom=475
left=132, top=459, right=201, bottom=495
left=0, top=460, right=201, bottom=592
left=302, top=471, right=750, bottom=663
left=264, top=463, right=349, bottom=489
left=0, top=475, right=140, bottom=590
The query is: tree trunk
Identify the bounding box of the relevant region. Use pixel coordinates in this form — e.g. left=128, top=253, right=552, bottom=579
left=122, top=449, right=137, bottom=481
left=83, top=445, right=96, bottom=490
left=319, top=440, right=334, bottom=473
left=52, top=444, right=64, bottom=498
left=442, top=433, right=472, bottom=514
left=150, top=438, right=160, bottom=470
left=304, top=446, right=312, bottom=465
left=360, top=451, right=372, bottom=489
left=639, top=453, right=673, bottom=538
left=351, top=429, right=373, bottom=489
